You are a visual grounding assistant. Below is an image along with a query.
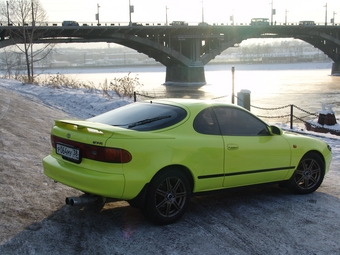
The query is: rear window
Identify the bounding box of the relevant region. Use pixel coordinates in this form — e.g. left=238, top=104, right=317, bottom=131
left=87, top=102, right=187, bottom=131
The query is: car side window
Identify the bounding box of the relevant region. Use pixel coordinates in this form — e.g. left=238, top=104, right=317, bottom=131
left=193, top=108, right=220, bottom=135
left=213, top=107, right=269, bottom=136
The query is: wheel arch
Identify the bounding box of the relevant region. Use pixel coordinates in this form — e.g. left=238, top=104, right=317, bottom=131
left=303, top=150, right=326, bottom=173
left=153, top=164, right=195, bottom=193
left=286, top=149, right=326, bottom=181
left=286, top=149, right=326, bottom=194
left=127, top=164, right=194, bottom=209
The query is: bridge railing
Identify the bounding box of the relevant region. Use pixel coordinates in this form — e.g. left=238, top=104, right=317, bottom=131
left=1, top=21, right=340, bottom=27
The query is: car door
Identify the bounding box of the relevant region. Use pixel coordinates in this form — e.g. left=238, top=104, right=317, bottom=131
left=213, top=106, right=292, bottom=188
left=192, top=107, right=225, bottom=191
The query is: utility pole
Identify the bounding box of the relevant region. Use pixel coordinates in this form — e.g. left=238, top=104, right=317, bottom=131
left=285, top=9, right=288, bottom=25
left=333, top=11, right=336, bottom=25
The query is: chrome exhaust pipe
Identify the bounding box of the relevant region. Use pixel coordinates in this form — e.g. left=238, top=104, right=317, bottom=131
left=65, top=196, right=101, bottom=206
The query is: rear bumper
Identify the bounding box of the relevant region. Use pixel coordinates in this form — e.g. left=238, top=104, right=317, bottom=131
left=43, top=155, right=125, bottom=199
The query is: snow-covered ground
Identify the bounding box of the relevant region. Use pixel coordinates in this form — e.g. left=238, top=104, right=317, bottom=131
left=1, top=78, right=339, bottom=164
left=0, top=79, right=131, bottom=120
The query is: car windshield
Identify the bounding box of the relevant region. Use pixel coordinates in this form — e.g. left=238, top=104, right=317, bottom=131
left=87, top=102, right=187, bottom=131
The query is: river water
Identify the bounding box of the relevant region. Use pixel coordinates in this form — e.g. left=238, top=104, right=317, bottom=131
left=40, top=62, right=340, bottom=125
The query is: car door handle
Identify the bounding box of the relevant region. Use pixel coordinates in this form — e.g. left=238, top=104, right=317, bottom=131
left=227, top=144, right=239, bottom=150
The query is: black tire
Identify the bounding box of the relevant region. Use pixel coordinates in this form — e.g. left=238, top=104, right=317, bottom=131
left=288, top=152, right=325, bottom=194
left=143, top=168, right=191, bottom=225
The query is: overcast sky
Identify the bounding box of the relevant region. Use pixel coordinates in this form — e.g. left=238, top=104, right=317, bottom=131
left=36, top=0, right=340, bottom=25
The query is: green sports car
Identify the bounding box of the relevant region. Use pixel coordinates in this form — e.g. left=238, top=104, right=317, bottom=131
left=43, top=98, right=332, bottom=225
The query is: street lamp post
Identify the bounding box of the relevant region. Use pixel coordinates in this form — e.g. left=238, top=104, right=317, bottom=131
left=6, top=1, right=10, bottom=25
left=97, top=3, right=100, bottom=25
left=324, top=3, right=327, bottom=26
left=31, top=0, right=35, bottom=26
left=271, top=0, right=273, bottom=25
left=333, top=11, right=337, bottom=25
left=166, top=6, right=169, bottom=25
left=270, top=0, right=276, bottom=26
left=201, top=0, right=204, bottom=23
left=285, top=9, right=288, bottom=25
left=129, top=0, right=133, bottom=26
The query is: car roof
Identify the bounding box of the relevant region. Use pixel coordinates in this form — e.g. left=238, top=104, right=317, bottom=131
left=144, top=98, right=242, bottom=109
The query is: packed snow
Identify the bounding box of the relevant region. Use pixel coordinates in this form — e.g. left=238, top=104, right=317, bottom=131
left=0, top=78, right=339, bottom=165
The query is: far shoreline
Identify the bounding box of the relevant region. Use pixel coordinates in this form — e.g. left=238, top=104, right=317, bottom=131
left=32, top=60, right=333, bottom=75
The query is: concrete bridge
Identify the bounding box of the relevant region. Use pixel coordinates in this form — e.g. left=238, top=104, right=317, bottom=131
left=1, top=24, right=340, bottom=85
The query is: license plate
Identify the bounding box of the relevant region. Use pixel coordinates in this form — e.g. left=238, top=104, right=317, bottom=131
left=56, top=143, right=81, bottom=163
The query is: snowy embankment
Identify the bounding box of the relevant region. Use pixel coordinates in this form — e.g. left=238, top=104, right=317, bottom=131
left=0, top=79, right=131, bottom=119
left=0, top=78, right=339, bottom=165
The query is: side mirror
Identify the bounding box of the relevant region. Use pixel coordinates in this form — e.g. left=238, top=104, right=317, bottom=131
left=269, top=125, right=282, bottom=135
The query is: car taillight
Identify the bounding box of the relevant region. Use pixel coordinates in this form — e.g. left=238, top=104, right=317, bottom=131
left=83, top=145, right=132, bottom=163
left=51, top=135, right=132, bottom=163
left=51, top=135, right=56, bottom=148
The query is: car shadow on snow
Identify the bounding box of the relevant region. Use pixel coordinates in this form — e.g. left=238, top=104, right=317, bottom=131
left=1, top=184, right=340, bottom=254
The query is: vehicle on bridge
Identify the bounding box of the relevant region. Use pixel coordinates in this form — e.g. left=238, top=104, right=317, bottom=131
left=198, top=22, right=210, bottom=27
left=62, top=20, right=79, bottom=27
left=250, top=18, right=270, bottom=26
left=299, top=20, right=316, bottom=26
left=132, top=22, right=143, bottom=26
left=170, top=21, right=188, bottom=26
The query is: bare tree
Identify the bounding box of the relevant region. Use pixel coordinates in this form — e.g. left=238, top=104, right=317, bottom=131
left=0, top=46, right=17, bottom=79
left=1, top=0, right=54, bottom=83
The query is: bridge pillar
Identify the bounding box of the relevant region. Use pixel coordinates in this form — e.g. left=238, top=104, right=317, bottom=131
left=331, top=63, right=340, bottom=76
left=164, top=66, right=206, bottom=86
